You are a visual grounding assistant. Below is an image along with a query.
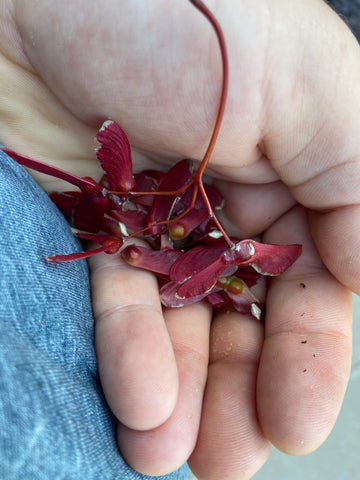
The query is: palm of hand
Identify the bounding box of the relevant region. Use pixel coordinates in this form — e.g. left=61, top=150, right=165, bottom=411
left=3, top=0, right=360, bottom=478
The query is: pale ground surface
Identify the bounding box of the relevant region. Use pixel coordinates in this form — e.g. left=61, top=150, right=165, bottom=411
left=189, top=294, right=360, bottom=480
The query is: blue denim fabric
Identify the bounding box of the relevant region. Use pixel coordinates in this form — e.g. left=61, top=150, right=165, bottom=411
left=327, top=0, right=360, bottom=41
left=0, top=149, right=188, bottom=480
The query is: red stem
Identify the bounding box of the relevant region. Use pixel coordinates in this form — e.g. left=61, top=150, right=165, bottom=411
left=187, top=0, right=232, bottom=245
left=44, top=245, right=110, bottom=263
left=4, top=1, right=232, bottom=247
left=188, top=0, right=229, bottom=178
left=126, top=0, right=232, bottom=244
left=1, top=148, right=101, bottom=194
left=127, top=0, right=229, bottom=200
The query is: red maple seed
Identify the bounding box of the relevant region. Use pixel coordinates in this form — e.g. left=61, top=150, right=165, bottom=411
left=0, top=0, right=302, bottom=319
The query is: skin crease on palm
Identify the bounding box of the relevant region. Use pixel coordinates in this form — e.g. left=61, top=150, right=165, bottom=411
left=1, top=0, right=360, bottom=478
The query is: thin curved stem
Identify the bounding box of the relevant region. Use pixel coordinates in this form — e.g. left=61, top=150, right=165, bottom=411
left=187, top=0, right=231, bottom=244
left=114, top=0, right=232, bottom=245
left=189, top=0, right=229, bottom=178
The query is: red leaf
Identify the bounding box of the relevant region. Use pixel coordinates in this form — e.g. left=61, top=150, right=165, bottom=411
left=176, top=258, right=237, bottom=298
left=203, top=183, right=224, bottom=210
left=234, top=267, right=262, bottom=288
left=226, top=289, right=262, bottom=319
left=108, top=208, right=148, bottom=234
left=2, top=149, right=101, bottom=193
left=157, top=160, right=193, bottom=191
left=76, top=233, right=123, bottom=247
left=50, top=192, right=78, bottom=217
left=145, top=159, right=193, bottom=235
left=169, top=242, right=228, bottom=282
left=45, top=238, right=121, bottom=263
left=219, top=276, right=261, bottom=319
left=50, top=190, right=108, bottom=233
left=207, top=291, right=226, bottom=308
left=138, top=169, right=167, bottom=185
left=160, top=281, right=216, bottom=307
left=45, top=250, right=103, bottom=263
left=167, top=183, right=224, bottom=240
left=238, top=240, right=302, bottom=275
left=121, top=245, right=183, bottom=276
left=169, top=208, right=209, bottom=240
left=95, top=120, right=135, bottom=192
left=169, top=180, right=223, bottom=215
left=73, top=192, right=108, bottom=232
left=100, top=216, right=128, bottom=237
left=131, top=174, right=156, bottom=206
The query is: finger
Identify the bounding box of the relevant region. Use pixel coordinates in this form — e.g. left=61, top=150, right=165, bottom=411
left=215, top=179, right=296, bottom=238
left=189, top=311, right=271, bottom=480
left=258, top=206, right=353, bottom=454
left=309, top=205, right=360, bottom=294
left=88, top=248, right=178, bottom=431
left=117, top=301, right=211, bottom=476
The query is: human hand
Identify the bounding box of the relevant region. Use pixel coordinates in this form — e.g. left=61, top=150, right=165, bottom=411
left=2, top=0, right=360, bottom=478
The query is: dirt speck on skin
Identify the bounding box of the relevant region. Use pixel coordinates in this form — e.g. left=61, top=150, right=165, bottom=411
left=299, top=282, right=306, bottom=288
left=211, top=331, right=234, bottom=358
left=301, top=340, right=307, bottom=344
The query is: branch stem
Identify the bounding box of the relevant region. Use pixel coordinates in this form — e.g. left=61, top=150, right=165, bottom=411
left=189, top=0, right=229, bottom=177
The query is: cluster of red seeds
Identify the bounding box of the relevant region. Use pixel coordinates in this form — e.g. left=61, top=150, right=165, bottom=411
left=2, top=120, right=301, bottom=320
left=1, top=0, right=301, bottom=320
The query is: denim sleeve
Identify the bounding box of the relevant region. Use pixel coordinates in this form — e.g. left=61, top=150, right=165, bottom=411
left=327, top=0, right=360, bottom=41
left=0, top=149, right=189, bottom=480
